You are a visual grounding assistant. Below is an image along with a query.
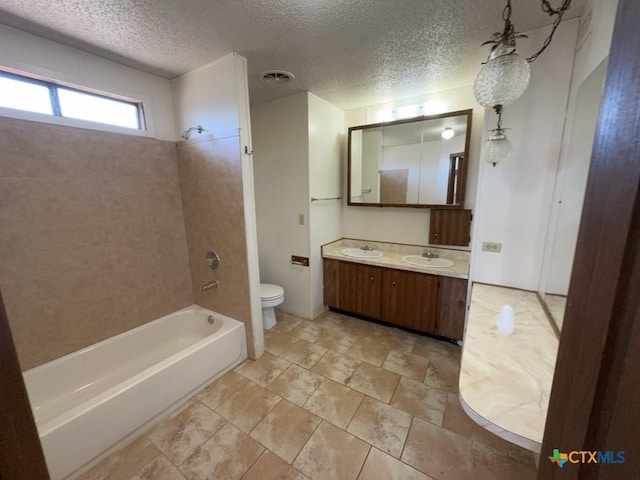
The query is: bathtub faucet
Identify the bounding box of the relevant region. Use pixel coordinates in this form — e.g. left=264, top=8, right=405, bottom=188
left=202, top=280, right=219, bottom=291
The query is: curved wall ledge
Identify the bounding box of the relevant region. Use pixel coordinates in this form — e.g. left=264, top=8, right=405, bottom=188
left=459, top=283, right=559, bottom=452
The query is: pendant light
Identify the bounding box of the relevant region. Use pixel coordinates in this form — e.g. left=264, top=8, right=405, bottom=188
left=475, top=0, right=573, bottom=166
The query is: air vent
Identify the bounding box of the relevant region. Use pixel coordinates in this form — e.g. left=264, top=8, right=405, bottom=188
left=260, top=70, right=295, bottom=85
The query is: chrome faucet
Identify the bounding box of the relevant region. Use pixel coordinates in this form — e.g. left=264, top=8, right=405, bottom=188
left=360, top=244, right=374, bottom=251
left=422, top=250, right=439, bottom=258
left=202, top=280, right=219, bottom=291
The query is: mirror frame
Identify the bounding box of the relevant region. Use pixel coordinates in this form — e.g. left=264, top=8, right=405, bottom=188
left=347, top=108, right=473, bottom=208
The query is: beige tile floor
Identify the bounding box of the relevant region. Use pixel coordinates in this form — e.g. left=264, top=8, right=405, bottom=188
left=78, top=310, right=538, bottom=480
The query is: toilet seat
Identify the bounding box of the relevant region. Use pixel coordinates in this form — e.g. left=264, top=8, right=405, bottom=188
left=260, top=283, right=284, bottom=301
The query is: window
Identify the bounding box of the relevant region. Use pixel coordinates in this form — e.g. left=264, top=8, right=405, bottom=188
left=0, top=70, right=144, bottom=130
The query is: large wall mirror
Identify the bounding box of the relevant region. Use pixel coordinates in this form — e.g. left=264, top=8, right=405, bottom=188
left=348, top=109, right=472, bottom=208
left=539, top=58, right=608, bottom=331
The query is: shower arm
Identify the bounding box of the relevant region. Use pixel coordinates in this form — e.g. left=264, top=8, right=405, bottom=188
left=181, top=125, right=206, bottom=140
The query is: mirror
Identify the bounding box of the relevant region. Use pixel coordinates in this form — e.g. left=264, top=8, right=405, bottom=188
left=348, top=109, right=472, bottom=207
left=539, top=58, right=608, bottom=330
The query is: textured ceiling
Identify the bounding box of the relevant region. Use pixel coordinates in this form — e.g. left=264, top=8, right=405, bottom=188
left=0, top=0, right=586, bottom=110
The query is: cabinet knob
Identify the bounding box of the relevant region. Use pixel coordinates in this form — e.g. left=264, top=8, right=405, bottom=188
left=392, top=281, right=396, bottom=286
left=370, top=276, right=374, bottom=282
left=434, top=232, right=439, bottom=237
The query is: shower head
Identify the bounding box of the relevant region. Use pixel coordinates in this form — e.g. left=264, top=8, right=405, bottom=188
left=181, top=125, right=206, bottom=140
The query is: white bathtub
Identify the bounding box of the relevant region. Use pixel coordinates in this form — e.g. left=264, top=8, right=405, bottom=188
left=23, top=305, right=247, bottom=480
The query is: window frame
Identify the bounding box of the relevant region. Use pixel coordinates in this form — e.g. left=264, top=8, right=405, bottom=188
left=0, top=69, right=146, bottom=130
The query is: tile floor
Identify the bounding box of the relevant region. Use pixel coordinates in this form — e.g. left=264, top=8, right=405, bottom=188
left=78, top=310, right=538, bottom=480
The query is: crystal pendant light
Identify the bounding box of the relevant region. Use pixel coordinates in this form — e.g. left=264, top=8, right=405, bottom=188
left=474, top=0, right=572, bottom=166
left=482, top=129, right=511, bottom=167
left=474, top=46, right=530, bottom=109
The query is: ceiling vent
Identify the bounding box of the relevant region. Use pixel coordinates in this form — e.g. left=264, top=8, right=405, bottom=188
left=260, top=70, right=295, bottom=85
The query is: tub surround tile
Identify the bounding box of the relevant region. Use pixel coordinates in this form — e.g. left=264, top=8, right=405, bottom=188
left=460, top=283, right=559, bottom=450
left=177, top=136, right=254, bottom=357
left=147, top=401, right=226, bottom=465
left=250, top=400, right=321, bottom=463
left=359, top=448, right=433, bottom=480
left=216, top=382, right=281, bottom=434
left=347, top=363, right=401, bottom=403
left=402, top=417, right=474, bottom=480
left=293, top=421, right=370, bottom=480
left=281, top=339, right=327, bottom=369
left=390, top=377, right=447, bottom=427
left=303, top=379, right=364, bottom=429
left=0, top=117, right=194, bottom=369
left=180, top=423, right=264, bottom=480
left=346, top=397, right=412, bottom=458
left=267, top=364, right=324, bottom=406
left=345, top=338, right=391, bottom=367
left=197, top=371, right=249, bottom=410
left=241, top=451, right=309, bottom=480
left=77, top=437, right=161, bottom=480
left=382, top=350, right=429, bottom=381
left=235, top=353, right=291, bottom=386
left=310, top=350, right=361, bottom=385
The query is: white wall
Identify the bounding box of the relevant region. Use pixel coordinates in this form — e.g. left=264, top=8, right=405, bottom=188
left=344, top=87, right=484, bottom=246
left=252, top=92, right=311, bottom=318
left=171, top=54, right=243, bottom=140
left=470, top=19, right=579, bottom=290
left=539, top=0, right=618, bottom=296
left=308, top=93, right=345, bottom=318
left=0, top=24, right=175, bottom=141
left=172, top=53, right=263, bottom=357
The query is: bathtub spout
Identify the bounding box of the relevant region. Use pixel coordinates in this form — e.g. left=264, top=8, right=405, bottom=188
left=202, top=280, right=219, bottom=291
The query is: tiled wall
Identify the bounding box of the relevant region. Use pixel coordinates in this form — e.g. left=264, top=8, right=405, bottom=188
left=177, top=135, right=255, bottom=357
left=0, top=117, right=194, bottom=370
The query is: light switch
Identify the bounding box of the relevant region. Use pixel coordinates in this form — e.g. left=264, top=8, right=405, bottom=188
left=298, top=214, right=305, bottom=225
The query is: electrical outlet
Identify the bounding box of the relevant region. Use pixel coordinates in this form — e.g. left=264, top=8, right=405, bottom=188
left=482, top=241, right=502, bottom=253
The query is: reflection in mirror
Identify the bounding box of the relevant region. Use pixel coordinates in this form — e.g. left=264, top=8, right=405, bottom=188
left=539, top=58, right=608, bottom=330
left=348, top=110, right=472, bottom=207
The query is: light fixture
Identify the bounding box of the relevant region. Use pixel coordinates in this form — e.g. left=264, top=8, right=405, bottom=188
left=474, top=0, right=572, bottom=165
left=481, top=106, right=511, bottom=167
left=441, top=128, right=455, bottom=140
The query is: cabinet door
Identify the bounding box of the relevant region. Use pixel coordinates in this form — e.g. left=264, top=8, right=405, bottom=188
left=338, top=262, right=381, bottom=318
left=381, top=269, right=439, bottom=333
left=437, top=276, right=468, bottom=340
left=323, top=258, right=340, bottom=307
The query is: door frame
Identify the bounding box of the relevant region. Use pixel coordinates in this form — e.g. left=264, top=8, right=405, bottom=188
left=538, top=0, right=640, bottom=477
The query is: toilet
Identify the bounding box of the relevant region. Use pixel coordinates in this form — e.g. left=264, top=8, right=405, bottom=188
left=260, top=283, right=284, bottom=329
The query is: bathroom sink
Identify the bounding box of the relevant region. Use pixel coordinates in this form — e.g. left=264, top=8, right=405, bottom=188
left=341, top=248, right=384, bottom=258
left=402, top=255, right=454, bottom=268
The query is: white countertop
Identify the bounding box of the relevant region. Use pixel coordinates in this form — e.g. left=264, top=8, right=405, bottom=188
left=321, top=238, right=470, bottom=279
left=459, top=283, right=559, bottom=452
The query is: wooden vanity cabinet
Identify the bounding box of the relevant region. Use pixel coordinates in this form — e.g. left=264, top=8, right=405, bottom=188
left=323, top=258, right=467, bottom=341
left=381, top=269, right=438, bottom=332
left=337, top=261, right=382, bottom=319
left=437, top=276, right=468, bottom=340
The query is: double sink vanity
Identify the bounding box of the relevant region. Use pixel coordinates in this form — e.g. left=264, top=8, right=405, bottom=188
left=337, top=107, right=559, bottom=454
left=322, top=239, right=469, bottom=341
